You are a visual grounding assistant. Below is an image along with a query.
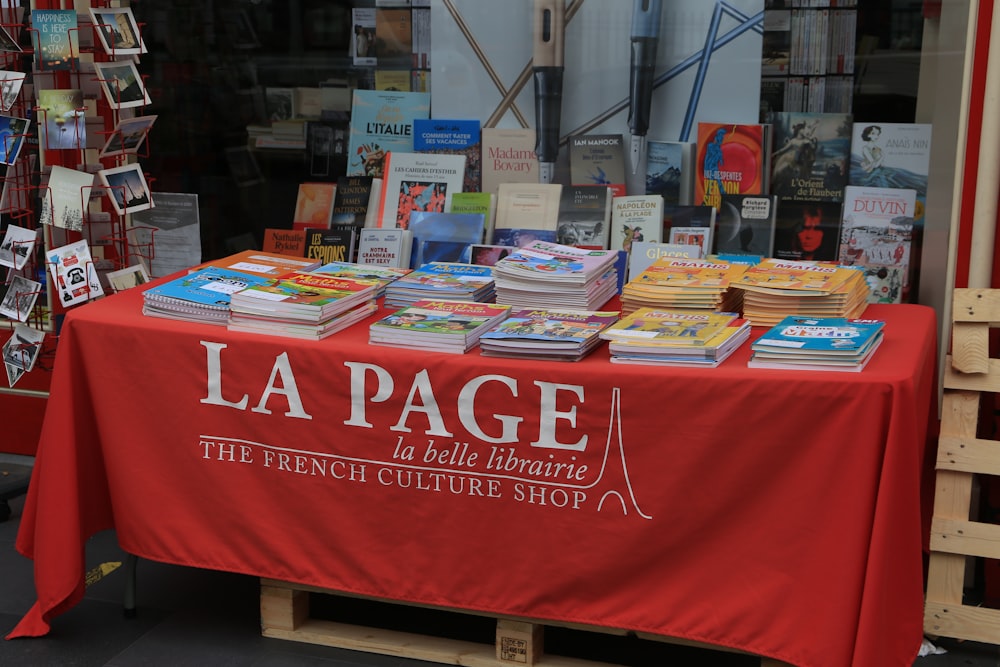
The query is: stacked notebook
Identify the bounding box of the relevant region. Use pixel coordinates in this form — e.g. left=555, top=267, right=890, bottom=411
left=748, top=315, right=885, bottom=372
left=492, top=240, right=619, bottom=311
left=620, top=257, right=747, bottom=315
left=227, top=271, right=380, bottom=340
left=142, top=267, right=271, bottom=325
left=599, top=308, right=751, bottom=367
left=383, top=262, right=496, bottom=309
left=369, top=299, right=511, bottom=354
left=478, top=308, right=619, bottom=361
left=733, top=259, right=870, bottom=327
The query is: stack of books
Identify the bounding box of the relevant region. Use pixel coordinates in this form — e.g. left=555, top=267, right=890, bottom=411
left=478, top=308, right=619, bottom=362
left=310, top=260, right=413, bottom=297
left=492, top=240, right=619, bottom=311
left=748, top=315, right=886, bottom=372
left=733, top=259, right=870, bottom=327
left=620, top=257, right=748, bottom=315
left=205, top=249, right=321, bottom=278
left=599, top=308, right=751, bottom=367
left=369, top=299, right=511, bottom=354
left=227, top=271, right=380, bottom=340
left=142, top=266, right=272, bottom=325
left=382, top=262, right=495, bottom=309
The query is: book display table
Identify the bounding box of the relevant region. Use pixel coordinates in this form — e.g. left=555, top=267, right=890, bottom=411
left=6, top=284, right=937, bottom=667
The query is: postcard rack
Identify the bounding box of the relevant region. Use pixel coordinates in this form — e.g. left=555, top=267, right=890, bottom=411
left=1, top=0, right=155, bottom=399
left=925, top=288, right=1000, bottom=644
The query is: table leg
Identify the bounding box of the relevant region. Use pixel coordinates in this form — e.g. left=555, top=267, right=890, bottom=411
left=123, top=553, right=138, bottom=618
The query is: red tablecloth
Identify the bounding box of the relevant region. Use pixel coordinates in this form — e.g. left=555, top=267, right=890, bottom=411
left=7, top=286, right=937, bottom=667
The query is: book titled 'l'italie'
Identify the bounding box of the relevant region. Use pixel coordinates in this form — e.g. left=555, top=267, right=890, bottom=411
left=347, top=89, right=431, bottom=178
left=695, top=122, right=771, bottom=210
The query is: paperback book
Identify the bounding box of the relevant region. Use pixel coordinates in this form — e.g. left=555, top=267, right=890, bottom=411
left=369, top=299, right=511, bottom=353
left=837, top=185, right=917, bottom=279
left=772, top=200, right=842, bottom=262
left=412, top=118, right=481, bottom=193
left=331, top=175, right=376, bottom=226
left=695, top=122, right=771, bottom=209
left=556, top=185, right=612, bottom=249
left=610, top=195, right=663, bottom=253
left=303, top=225, right=356, bottom=265
left=714, top=194, right=777, bottom=257
left=480, top=127, right=538, bottom=196
left=767, top=111, right=852, bottom=201
left=568, top=133, right=627, bottom=197
left=311, top=260, right=412, bottom=297
left=748, top=315, right=885, bottom=372
left=262, top=228, right=307, bottom=257
left=206, top=249, right=321, bottom=278
left=383, top=261, right=495, bottom=308
left=627, top=241, right=703, bottom=281
left=357, top=227, right=413, bottom=267
left=645, top=140, right=694, bottom=207
left=446, top=191, right=496, bottom=243
left=229, top=271, right=379, bottom=322
left=493, top=183, right=562, bottom=239
left=376, top=151, right=467, bottom=229
left=479, top=308, right=620, bottom=361
left=346, top=89, right=431, bottom=177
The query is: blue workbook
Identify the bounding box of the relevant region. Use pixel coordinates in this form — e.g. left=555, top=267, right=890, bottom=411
left=143, top=267, right=271, bottom=309
left=751, top=316, right=885, bottom=355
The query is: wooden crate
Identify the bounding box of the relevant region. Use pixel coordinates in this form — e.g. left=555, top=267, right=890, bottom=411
left=925, top=288, right=1000, bottom=643
left=260, top=578, right=792, bottom=667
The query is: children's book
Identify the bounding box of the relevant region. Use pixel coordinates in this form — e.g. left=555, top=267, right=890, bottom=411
left=735, top=258, right=861, bottom=295
left=479, top=308, right=619, bottom=360
left=767, top=111, right=852, bottom=201
left=752, top=315, right=885, bottom=354
left=376, top=151, right=466, bottom=229
left=311, top=261, right=412, bottom=296
left=230, top=272, right=379, bottom=321
left=568, top=133, right=627, bottom=197
left=493, top=240, right=619, bottom=285
left=600, top=309, right=743, bottom=347
left=388, top=262, right=494, bottom=294
left=694, top=122, right=771, bottom=209
left=629, top=257, right=748, bottom=291
left=645, top=140, right=694, bottom=207
left=370, top=299, right=511, bottom=353
left=346, top=89, right=431, bottom=177
left=714, top=194, right=777, bottom=257
left=206, top=249, right=321, bottom=278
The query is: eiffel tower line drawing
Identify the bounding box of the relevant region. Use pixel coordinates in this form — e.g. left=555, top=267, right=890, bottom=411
left=590, top=387, right=652, bottom=519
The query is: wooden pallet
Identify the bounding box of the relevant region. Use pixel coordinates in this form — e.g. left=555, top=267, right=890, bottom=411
left=260, top=578, right=791, bottom=667
left=925, top=288, right=1000, bottom=643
